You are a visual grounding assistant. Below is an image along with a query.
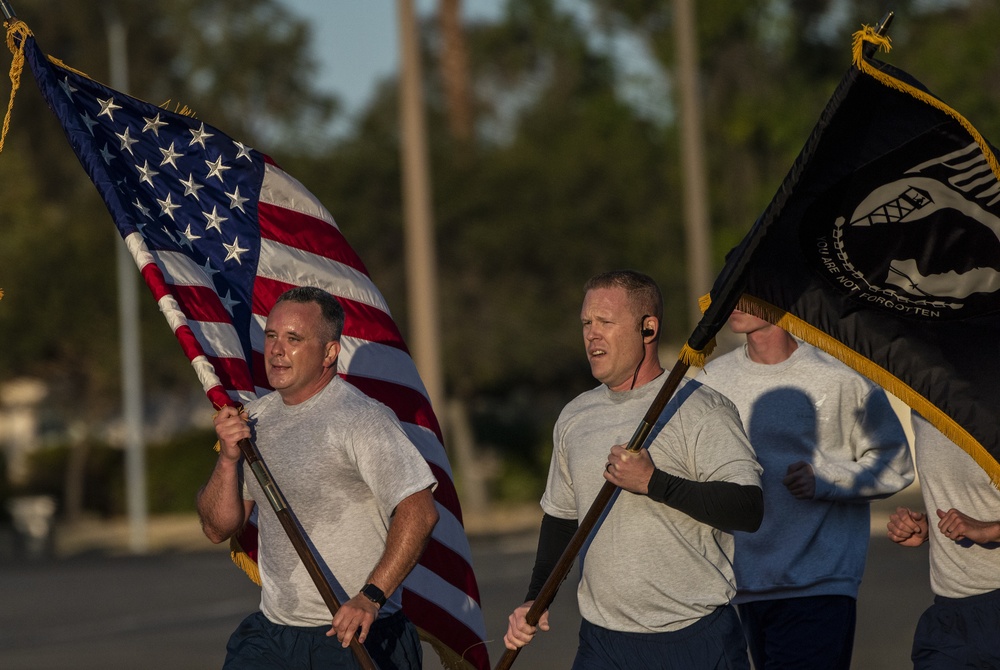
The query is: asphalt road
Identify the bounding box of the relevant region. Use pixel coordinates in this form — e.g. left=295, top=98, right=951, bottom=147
left=1, top=501, right=932, bottom=669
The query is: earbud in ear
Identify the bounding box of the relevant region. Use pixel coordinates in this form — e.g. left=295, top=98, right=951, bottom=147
left=639, top=314, right=655, bottom=338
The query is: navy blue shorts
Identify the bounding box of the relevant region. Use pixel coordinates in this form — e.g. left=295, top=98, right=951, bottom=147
left=223, top=610, right=422, bottom=670
left=912, top=588, right=1000, bottom=669
left=738, top=595, right=855, bottom=670
left=572, top=605, right=749, bottom=670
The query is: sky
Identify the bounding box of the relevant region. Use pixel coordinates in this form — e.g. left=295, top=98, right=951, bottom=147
left=276, top=1, right=668, bottom=133
left=277, top=1, right=503, bottom=121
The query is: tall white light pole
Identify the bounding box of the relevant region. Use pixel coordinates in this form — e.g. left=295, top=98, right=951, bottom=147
left=107, top=12, right=147, bottom=554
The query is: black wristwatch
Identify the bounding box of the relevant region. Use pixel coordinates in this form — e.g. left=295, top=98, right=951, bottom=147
left=360, top=583, right=386, bottom=608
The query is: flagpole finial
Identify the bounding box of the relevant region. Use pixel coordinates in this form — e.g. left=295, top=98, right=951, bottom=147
left=874, top=11, right=894, bottom=37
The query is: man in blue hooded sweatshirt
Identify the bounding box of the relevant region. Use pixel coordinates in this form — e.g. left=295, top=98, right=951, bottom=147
left=700, top=310, right=914, bottom=669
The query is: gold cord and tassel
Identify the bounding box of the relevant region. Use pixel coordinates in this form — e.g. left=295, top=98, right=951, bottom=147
left=1, top=19, right=29, bottom=156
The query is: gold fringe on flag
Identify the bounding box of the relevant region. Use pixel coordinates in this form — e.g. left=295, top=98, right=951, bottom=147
left=678, top=341, right=714, bottom=369
left=853, top=25, right=1000, bottom=184
left=46, top=54, right=91, bottom=79
left=677, top=292, right=720, bottom=368
left=161, top=100, right=197, bottom=118
left=697, top=292, right=712, bottom=314
left=229, top=535, right=262, bottom=585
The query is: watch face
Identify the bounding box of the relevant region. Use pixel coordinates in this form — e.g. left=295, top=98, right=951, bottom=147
left=362, top=583, right=385, bottom=606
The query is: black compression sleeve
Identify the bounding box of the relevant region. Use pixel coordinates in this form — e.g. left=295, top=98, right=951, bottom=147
left=646, top=469, right=763, bottom=532
left=525, top=514, right=578, bottom=602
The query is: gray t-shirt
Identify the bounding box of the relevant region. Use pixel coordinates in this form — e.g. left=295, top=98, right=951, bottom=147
left=243, top=376, right=437, bottom=627
left=541, top=375, right=761, bottom=633
left=912, top=412, right=1000, bottom=598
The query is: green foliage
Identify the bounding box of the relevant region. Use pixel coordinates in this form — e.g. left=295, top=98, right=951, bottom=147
left=20, top=441, right=125, bottom=516
left=492, top=457, right=550, bottom=504
left=1, top=0, right=998, bottom=506
left=14, top=428, right=218, bottom=516
left=472, top=390, right=556, bottom=503
left=145, top=428, right=221, bottom=513
left=293, top=0, right=690, bottom=400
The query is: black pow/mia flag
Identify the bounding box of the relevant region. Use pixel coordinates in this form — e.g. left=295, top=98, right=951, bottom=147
left=709, top=26, right=1000, bottom=485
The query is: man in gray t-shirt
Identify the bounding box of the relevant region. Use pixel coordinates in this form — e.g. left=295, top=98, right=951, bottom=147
left=197, top=287, right=438, bottom=670
left=887, top=412, right=1000, bottom=669
left=504, top=270, right=763, bottom=669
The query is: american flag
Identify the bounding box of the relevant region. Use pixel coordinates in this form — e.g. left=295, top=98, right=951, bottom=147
left=21, top=30, right=489, bottom=670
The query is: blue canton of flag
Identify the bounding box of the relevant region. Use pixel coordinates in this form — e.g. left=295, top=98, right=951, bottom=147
left=29, top=43, right=263, bottom=405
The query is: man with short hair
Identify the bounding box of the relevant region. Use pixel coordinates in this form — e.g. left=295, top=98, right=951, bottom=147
left=700, top=309, right=914, bottom=669
left=197, top=286, right=438, bottom=669
left=504, top=270, right=763, bottom=669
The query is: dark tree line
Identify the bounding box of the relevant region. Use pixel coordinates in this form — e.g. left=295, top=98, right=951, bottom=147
left=0, top=0, right=996, bottom=464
